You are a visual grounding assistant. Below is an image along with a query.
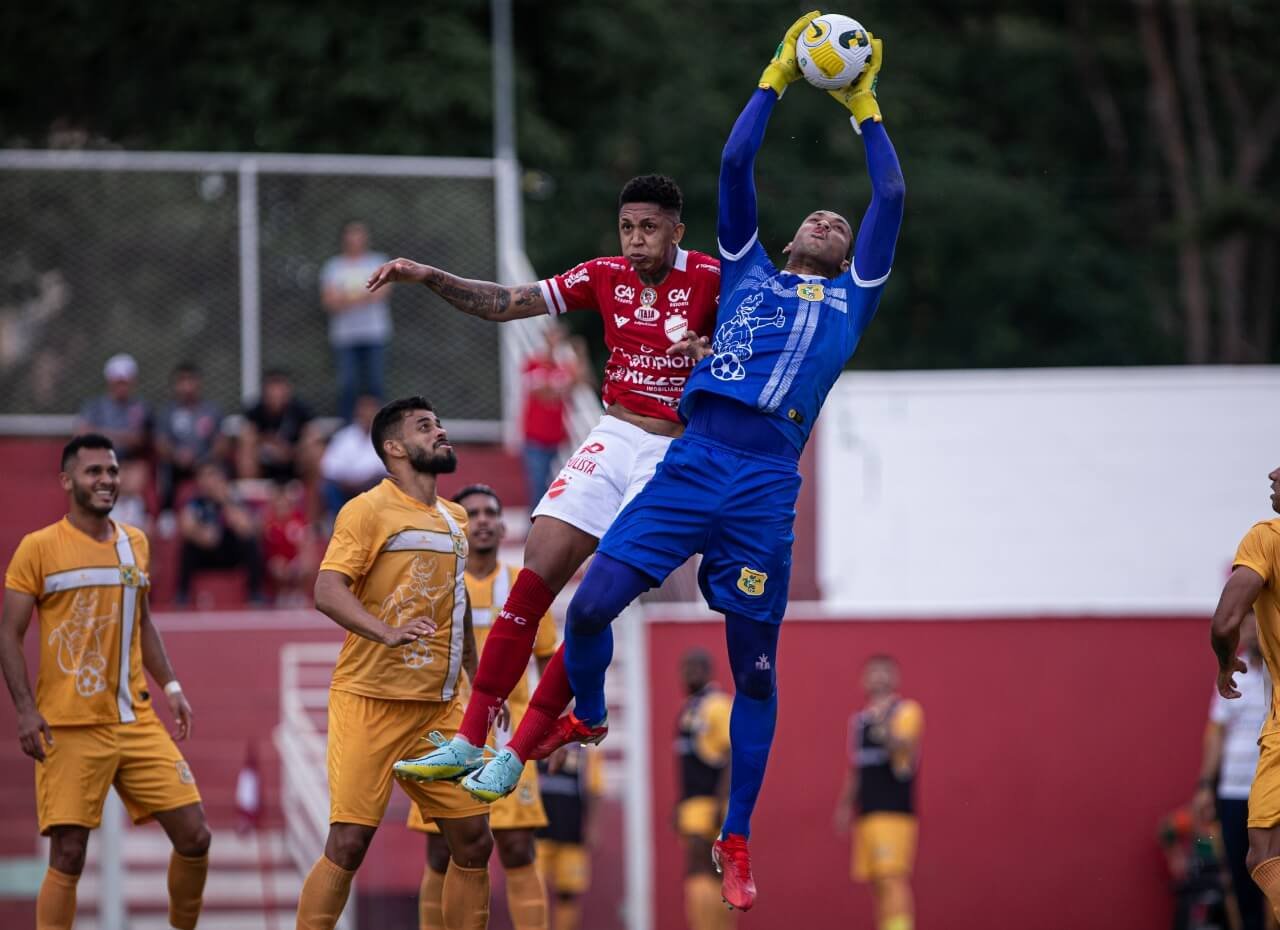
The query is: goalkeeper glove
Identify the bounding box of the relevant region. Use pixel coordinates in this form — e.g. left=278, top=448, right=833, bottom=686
left=758, top=10, right=822, bottom=97
left=829, top=34, right=883, bottom=133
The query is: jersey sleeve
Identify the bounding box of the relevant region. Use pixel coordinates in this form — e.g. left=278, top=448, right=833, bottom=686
left=694, top=692, right=733, bottom=766
left=4, top=533, right=42, bottom=596
left=1234, top=523, right=1279, bottom=584
left=532, top=611, right=558, bottom=659
left=890, top=700, right=924, bottom=742
left=320, top=497, right=375, bottom=581
left=539, top=259, right=604, bottom=318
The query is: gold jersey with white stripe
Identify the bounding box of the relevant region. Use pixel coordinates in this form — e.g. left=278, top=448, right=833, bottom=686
left=320, top=479, right=469, bottom=703
left=466, top=563, right=557, bottom=716
left=4, top=517, right=153, bottom=726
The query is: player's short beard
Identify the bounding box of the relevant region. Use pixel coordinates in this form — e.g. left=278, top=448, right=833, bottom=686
left=407, top=444, right=458, bottom=475
left=73, top=481, right=116, bottom=515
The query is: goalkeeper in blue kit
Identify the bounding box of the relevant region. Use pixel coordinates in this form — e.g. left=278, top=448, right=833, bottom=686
left=466, top=10, right=905, bottom=911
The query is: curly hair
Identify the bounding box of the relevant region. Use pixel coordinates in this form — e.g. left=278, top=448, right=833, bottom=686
left=619, top=174, right=683, bottom=216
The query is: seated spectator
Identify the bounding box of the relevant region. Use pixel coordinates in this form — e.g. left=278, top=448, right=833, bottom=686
left=177, top=461, right=265, bottom=605
left=262, top=480, right=319, bottom=607
left=76, top=353, right=152, bottom=461
left=238, top=369, right=314, bottom=483
left=320, top=392, right=386, bottom=520
left=156, top=362, right=225, bottom=514
left=110, top=460, right=152, bottom=533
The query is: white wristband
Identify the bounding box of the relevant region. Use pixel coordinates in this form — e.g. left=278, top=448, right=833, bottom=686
left=164, top=680, right=183, bottom=697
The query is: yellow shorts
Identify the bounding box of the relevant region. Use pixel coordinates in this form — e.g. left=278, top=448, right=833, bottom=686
left=852, top=812, right=918, bottom=881
left=1250, top=733, right=1280, bottom=827
left=677, top=796, right=724, bottom=842
left=537, top=839, right=590, bottom=896
left=36, top=714, right=202, bottom=835
left=406, top=755, right=547, bottom=834
left=327, top=689, right=488, bottom=828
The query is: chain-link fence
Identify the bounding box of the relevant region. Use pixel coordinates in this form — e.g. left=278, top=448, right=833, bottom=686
left=0, top=152, right=505, bottom=430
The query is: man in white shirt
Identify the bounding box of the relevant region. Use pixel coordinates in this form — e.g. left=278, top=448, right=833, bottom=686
left=321, top=221, right=392, bottom=422
left=320, top=393, right=386, bottom=521
left=1196, top=613, right=1271, bottom=930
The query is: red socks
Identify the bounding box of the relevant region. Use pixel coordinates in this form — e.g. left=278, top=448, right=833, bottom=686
left=509, top=643, right=575, bottom=761
left=459, top=568, right=556, bottom=746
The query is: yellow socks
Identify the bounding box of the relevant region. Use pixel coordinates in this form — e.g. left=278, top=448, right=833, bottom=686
left=167, top=851, right=208, bottom=930
left=1252, top=856, right=1280, bottom=917
left=552, top=896, right=582, bottom=930
left=36, top=868, right=78, bottom=930
left=442, top=861, right=490, bottom=930
left=296, top=856, right=355, bottom=930
left=685, top=874, right=723, bottom=930
left=882, top=918, right=913, bottom=930
left=419, top=865, right=447, bottom=930
left=504, top=862, right=548, bottom=930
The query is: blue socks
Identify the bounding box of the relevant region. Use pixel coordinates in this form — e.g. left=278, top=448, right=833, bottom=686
left=721, top=612, right=782, bottom=839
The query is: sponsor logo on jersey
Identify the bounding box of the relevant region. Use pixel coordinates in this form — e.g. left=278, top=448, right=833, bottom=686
left=696, top=262, right=721, bottom=274
left=614, top=314, right=630, bottom=328
left=581, top=441, right=605, bottom=454
left=640, top=343, right=654, bottom=354
left=755, top=653, right=772, bottom=671
left=564, top=266, right=590, bottom=288
left=614, top=284, right=636, bottom=302
left=611, top=369, right=687, bottom=389
left=565, top=455, right=597, bottom=476
left=635, top=306, right=660, bottom=323
left=668, top=287, right=691, bottom=305
left=796, top=283, right=825, bottom=302
left=600, top=260, right=627, bottom=271
left=736, top=567, right=768, bottom=596
left=622, top=350, right=693, bottom=370
left=640, top=287, right=657, bottom=307
left=498, top=608, right=529, bottom=626
left=547, top=477, right=569, bottom=499
left=664, top=313, right=689, bottom=343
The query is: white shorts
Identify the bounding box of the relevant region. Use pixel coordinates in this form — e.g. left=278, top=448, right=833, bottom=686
left=531, top=415, right=674, bottom=539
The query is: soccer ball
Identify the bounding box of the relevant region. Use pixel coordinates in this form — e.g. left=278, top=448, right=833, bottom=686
left=796, top=13, right=873, bottom=91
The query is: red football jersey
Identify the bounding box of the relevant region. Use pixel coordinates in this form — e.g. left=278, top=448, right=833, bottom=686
left=538, top=247, right=720, bottom=422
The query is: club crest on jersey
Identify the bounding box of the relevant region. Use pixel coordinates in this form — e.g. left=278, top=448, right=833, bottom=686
left=664, top=313, right=689, bottom=343
left=452, top=534, right=468, bottom=558
left=796, top=283, right=825, bottom=302
left=640, top=287, right=657, bottom=307
left=737, top=567, right=768, bottom=597
left=119, top=565, right=142, bottom=587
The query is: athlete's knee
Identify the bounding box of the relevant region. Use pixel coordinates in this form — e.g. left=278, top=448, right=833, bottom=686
left=173, top=821, right=212, bottom=858
left=733, top=662, right=776, bottom=701
left=325, top=823, right=375, bottom=871
left=443, top=816, right=494, bottom=869
left=426, top=834, right=452, bottom=873
left=726, top=614, right=779, bottom=700
left=495, top=829, right=537, bottom=869
left=48, top=827, right=90, bottom=875
left=567, top=556, right=638, bottom=637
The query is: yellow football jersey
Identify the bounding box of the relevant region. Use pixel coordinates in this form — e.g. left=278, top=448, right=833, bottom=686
left=1234, top=519, right=1280, bottom=738
left=4, top=518, right=153, bottom=726
left=466, top=563, right=557, bottom=717
left=320, top=479, right=469, bottom=703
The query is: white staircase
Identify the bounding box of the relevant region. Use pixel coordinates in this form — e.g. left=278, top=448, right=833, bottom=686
left=68, top=827, right=297, bottom=930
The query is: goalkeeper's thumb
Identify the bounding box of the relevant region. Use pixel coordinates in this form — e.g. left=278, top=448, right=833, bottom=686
left=829, top=36, right=883, bottom=133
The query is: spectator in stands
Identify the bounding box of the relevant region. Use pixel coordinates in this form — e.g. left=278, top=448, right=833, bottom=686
left=156, top=362, right=225, bottom=514
left=110, top=460, right=152, bottom=533
left=237, top=369, right=315, bottom=484
left=176, top=460, right=265, bottom=606
left=262, top=480, right=318, bottom=607
left=521, top=324, right=580, bottom=506
left=1193, top=613, right=1269, bottom=930
left=319, top=392, right=385, bottom=520
left=321, top=219, right=391, bottom=422
left=76, top=353, right=151, bottom=461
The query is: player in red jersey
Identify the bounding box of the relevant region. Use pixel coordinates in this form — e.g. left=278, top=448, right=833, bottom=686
left=367, top=175, right=720, bottom=791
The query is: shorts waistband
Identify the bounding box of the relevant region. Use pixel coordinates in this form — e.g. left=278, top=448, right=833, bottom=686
left=685, top=394, right=800, bottom=462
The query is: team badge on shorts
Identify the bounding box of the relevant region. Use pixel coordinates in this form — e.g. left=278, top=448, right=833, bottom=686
left=796, top=283, right=825, bottom=302
left=120, top=565, right=141, bottom=587
left=736, top=567, right=768, bottom=596
left=175, top=760, right=195, bottom=785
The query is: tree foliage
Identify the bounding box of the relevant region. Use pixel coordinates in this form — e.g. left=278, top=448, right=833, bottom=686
left=2, top=0, right=1276, bottom=369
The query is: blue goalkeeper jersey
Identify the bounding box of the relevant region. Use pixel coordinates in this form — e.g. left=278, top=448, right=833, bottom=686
left=679, top=237, right=887, bottom=454
left=678, top=87, right=901, bottom=455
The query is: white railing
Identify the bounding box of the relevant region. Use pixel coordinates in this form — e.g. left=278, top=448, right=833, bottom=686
left=274, top=641, right=353, bottom=930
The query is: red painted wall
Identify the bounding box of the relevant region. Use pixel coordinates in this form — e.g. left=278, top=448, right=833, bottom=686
left=646, top=615, right=1215, bottom=930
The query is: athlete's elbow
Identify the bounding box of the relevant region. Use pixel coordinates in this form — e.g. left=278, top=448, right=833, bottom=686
left=877, top=170, right=905, bottom=204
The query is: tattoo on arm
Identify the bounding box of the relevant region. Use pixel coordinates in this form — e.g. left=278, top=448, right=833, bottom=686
left=423, top=271, right=545, bottom=321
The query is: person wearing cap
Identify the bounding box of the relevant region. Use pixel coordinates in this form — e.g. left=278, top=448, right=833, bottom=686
left=75, top=354, right=152, bottom=462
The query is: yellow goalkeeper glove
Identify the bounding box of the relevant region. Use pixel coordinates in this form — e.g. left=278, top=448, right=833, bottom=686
left=828, top=34, right=883, bottom=133
left=758, top=10, right=822, bottom=98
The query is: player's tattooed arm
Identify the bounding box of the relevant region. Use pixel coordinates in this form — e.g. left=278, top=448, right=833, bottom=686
left=366, top=258, right=547, bottom=322
left=1209, top=566, right=1265, bottom=698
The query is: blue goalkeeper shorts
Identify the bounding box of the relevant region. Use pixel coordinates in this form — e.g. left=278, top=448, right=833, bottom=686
left=596, top=410, right=800, bottom=624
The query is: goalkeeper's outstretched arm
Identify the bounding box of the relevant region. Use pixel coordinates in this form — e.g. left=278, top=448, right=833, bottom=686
left=851, top=121, right=905, bottom=285
left=718, top=89, right=776, bottom=259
